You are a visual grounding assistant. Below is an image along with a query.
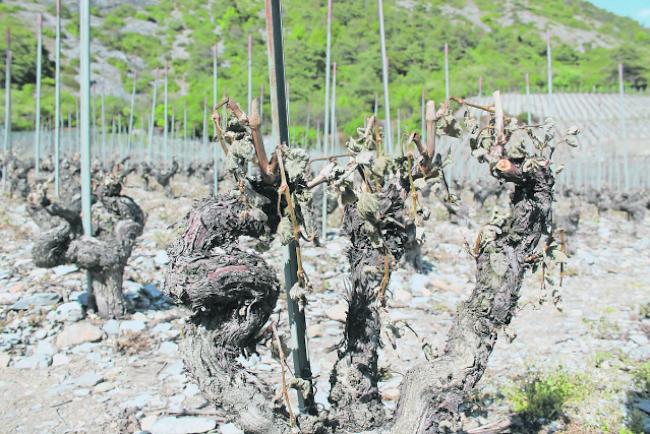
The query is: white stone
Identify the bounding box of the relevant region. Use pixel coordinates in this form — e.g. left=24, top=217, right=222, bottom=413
left=154, top=251, right=170, bottom=266
left=120, top=320, right=146, bottom=333
left=149, top=416, right=216, bottom=434
left=52, top=264, right=79, bottom=276
left=102, top=319, right=120, bottom=335
left=55, top=302, right=85, bottom=322
left=220, top=423, right=244, bottom=434
left=75, top=372, right=104, bottom=387
left=52, top=353, right=70, bottom=366
left=122, top=393, right=152, bottom=410
left=56, top=322, right=103, bottom=348
left=11, top=293, right=61, bottom=310
left=14, top=354, right=52, bottom=369
left=158, top=341, right=178, bottom=355
left=326, top=302, right=348, bottom=322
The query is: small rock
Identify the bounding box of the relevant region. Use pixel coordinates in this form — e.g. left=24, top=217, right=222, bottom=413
left=52, top=354, right=70, bottom=366
left=75, top=372, right=104, bottom=387
left=152, top=323, right=172, bottom=334
left=56, top=322, right=103, bottom=348
left=120, top=320, right=146, bottom=333
left=123, top=280, right=142, bottom=294
left=14, top=354, right=52, bottom=369
left=183, top=383, right=200, bottom=397
left=0, top=293, right=20, bottom=306
left=630, top=333, right=649, bottom=347
left=140, top=415, right=158, bottom=432
left=150, top=416, right=216, bottom=434
left=154, top=251, right=170, bottom=267
left=102, top=319, right=120, bottom=335
left=158, top=341, right=178, bottom=355
left=73, top=388, right=90, bottom=397
left=141, top=284, right=163, bottom=299
left=220, top=423, right=244, bottom=434
left=94, top=381, right=115, bottom=393
left=11, top=292, right=62, bottom=310
left=35, top=341, right=56, bottom=356
left=638, top=399, right=650, bottom=415
left=392, top=287, right=413, bottom=307
left=326, top=302, right=348, bottom=322
left=122, top=393, right=152, bottom=410
left=380, top=388, right=400, bottom=401
left=308, top=324, right=324, bottom=338
left=410, top=273, right=430, bottom=295
left=52, top=264, right=79, bottom=276
left=0, top=353, right=10, bottom=367
left=55, top=302, right=85, bottom=322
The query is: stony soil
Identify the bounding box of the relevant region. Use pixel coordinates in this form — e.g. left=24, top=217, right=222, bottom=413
left=1, top=175, right=649, bottom=434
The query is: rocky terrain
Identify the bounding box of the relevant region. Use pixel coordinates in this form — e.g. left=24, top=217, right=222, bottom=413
left=1, top=174, right=649, bottom=434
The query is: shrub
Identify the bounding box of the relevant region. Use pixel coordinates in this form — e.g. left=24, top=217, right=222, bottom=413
left=506, top=369, right=589, bottom=425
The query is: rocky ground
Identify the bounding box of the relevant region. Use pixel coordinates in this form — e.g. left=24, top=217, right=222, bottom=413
left=1, top=175, right=649, bottom=434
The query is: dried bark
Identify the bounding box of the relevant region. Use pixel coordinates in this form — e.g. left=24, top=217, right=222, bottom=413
left=389, top=158, right=555, bottom=434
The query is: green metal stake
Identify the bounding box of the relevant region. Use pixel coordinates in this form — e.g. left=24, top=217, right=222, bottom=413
left=202, top=99, right=208, bottom=148
left=54, top=0, right=61, bottom=197
left=148, top=70, right=158, bottom=163
left=170, top=105, right=175, bottom=160
left=163, top=63, right=169, bottom=166
left=265, top=0, right=315, bottom=414
left=79, top=0, right=93, bottom=300
left=619, top=63, right=629, bottom=191
left=321, top=0, right=332, bottom=240
left=330, top=62, right=336, bottom=152
left=212, top=44, right=219, bottom=195
left=378, top=0, right=392, bottom=155
left=34, top=14, right=43, bottom=177
left=3, top=28, right=12, bottom=192
left=183, top=99, right=187, bottom=167
left=101, top=86, right=106, bottom=161
left=127, top=72, right=136, bottom=163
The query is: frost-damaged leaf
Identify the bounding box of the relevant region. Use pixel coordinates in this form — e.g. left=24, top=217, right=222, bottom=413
left=283, top=147, right=310, bottom=182
left=357, top=191, right=379, bottom=221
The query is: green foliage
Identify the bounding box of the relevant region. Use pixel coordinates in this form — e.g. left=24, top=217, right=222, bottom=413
left=505, top=368, right=590, bottom=425
left=632, top=361, right=650, bottom=395
left=2, top=0, right=650, bottom=136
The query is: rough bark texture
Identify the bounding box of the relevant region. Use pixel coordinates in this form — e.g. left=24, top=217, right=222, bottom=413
left=328, top=183, right=410, bottom=432
left=31, top=177, right=144, bottom=319
left=389, top=159, right=554, bottom=434
left=164, top=195, right=302, bottom=434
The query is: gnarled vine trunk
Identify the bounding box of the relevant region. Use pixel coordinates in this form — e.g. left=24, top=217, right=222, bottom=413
left=31, top=178, right=144, bottom=319
left=389, top=160, right=554, bottom=434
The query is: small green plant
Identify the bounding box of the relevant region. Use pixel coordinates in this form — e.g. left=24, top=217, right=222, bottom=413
left=632, top=361, right=650, bottom=395
left=639, top=302, right=650, bottom=319
left=506, top=369, right=589, bottom=426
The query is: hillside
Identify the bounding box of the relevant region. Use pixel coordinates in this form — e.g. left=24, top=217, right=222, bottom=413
left=1, top=0, right=650, bottom=138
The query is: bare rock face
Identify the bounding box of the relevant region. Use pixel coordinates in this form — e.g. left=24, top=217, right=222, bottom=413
left=31, top=175, right=145, bottom=319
